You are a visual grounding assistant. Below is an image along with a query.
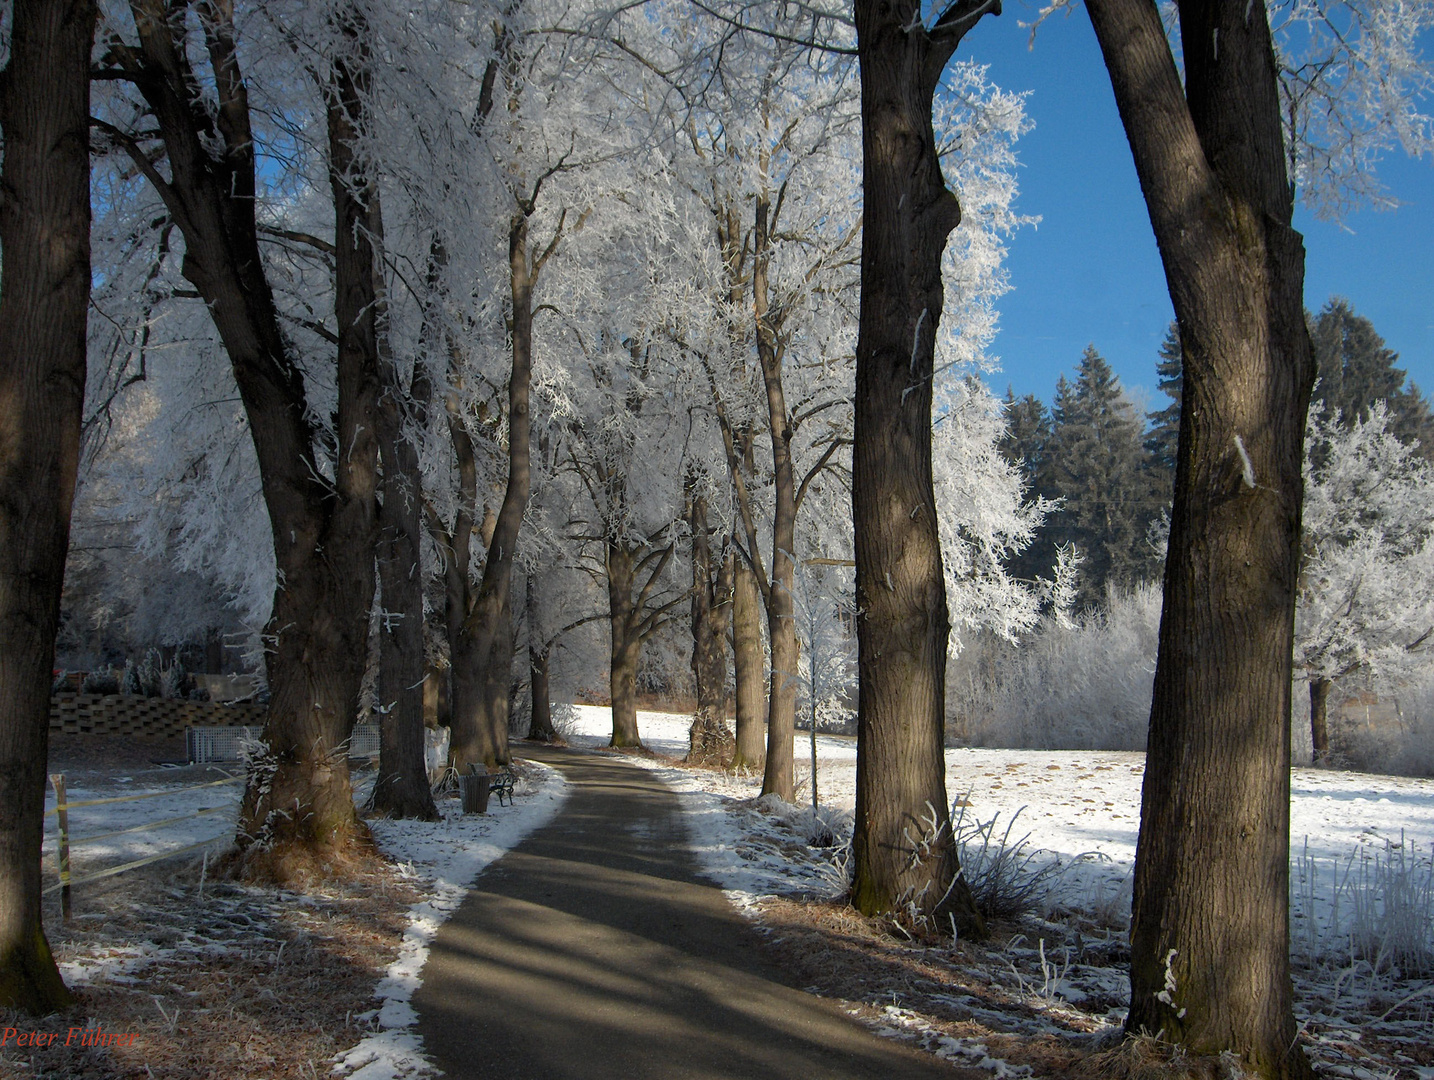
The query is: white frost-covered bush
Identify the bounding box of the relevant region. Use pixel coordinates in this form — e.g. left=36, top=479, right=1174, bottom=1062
left=1395, top=675, right=1434, bottom=778
left=1331, top=669, right=1434, bottom=778
left=949, top=584, right=1161, bottom=750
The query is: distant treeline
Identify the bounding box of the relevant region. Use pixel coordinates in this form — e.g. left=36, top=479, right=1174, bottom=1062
left=999, top=298, right=1434, bottom=608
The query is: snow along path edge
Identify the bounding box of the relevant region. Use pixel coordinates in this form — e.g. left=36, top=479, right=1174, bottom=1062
left=331, top=761, right=570, bottom=1080
left=605, top=754, right=846, bottom=913
left=613, top=751, right=1040, bottom=1079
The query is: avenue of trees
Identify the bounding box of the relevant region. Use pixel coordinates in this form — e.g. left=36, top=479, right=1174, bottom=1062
left=1, top=0, right=1431, bottom=1075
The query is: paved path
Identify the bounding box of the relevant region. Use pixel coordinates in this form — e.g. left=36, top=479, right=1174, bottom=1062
left=413, top=745, right=969, bottom=1079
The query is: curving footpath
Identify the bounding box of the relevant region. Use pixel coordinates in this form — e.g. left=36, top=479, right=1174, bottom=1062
left=413, top=745, right=976, bottom=1079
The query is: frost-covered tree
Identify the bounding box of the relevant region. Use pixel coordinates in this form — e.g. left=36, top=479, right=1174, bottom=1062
left=89, top=0, right=465, bottom=860
left=996, top=389, right=1061, bottom=584
left=662, top=28, right=862, bottom=798
left=791, top=561, right=856, bottom=807
left=554, top=333, right=690, bottom=749
left=686, top=467, right=737, bottom=764
left=934, top=378, right=1064, bottom=654
left=1297, top=404, right=1434, bottom=760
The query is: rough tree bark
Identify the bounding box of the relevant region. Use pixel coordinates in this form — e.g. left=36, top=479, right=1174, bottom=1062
left=686, top=486, right=734, bottom=764
left=703, top=187, right=844, bottom=792
left=691, top=192, right=768, bottom=774
left=602, top=536, right=679, bottom=749
left=848, top=0, right=992, bottom=932
left=731, top=556, right=767, bottom=770
left=0, top=0, right=95, bottom=1014
left=526, top=574, right=557, bottom=742
left=1309, top=678, right=1331, bottom=763
left=433, top=334, right=483, bottom=758
left=529, top=647, right=554, bottom=741
left=1086, top=1, right=1315, bottom=1074
left=429, top=37, right=525, bottom=773
left=105, top=2, right=380, bottom=866
left=371, top=284, right=439, bottom=820
left=435, top=198, right=574, bottom=765
left=448, top=207, right=538, bottom=770
left=607, top=544, right=644, bottom=748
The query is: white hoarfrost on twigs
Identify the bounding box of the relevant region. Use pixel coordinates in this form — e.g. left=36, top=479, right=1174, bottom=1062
left=331, top=763, right=569, bottom=1080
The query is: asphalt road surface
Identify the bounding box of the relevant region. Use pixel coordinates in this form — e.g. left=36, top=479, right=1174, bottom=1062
left=413, top=745, right=971, bottom=1079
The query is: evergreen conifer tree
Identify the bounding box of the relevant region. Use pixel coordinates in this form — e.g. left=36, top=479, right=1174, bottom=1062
left=1311, top=299, right=1434, bottom=460
left=1044, top=346, right=1161, bottom=606
left=997, top=389, right=1060, bottom=585
left=999, top=387, right=1053, bottom=475
left=1155, top=301, right=1434, bottom=467
left=1144, top=323, right=1183, bottom=500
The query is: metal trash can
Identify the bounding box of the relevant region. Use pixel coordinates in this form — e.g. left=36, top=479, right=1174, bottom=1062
left=459, top=769, right=491, bottom=814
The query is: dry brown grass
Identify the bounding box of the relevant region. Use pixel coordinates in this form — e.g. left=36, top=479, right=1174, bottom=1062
left=1, top=849, right=420, bottom=1080
left=216, top=826, right=381, bottom=889
left=736, top=883, right=1432, bottom=1080
left=1070, top=1035, right=1239, bottom=1080
left=741, top=898, right=1340, bottom=1080
left=749, top=896, right=1106, bottom=1076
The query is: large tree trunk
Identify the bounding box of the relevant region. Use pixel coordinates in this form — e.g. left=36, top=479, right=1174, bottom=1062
left=238, top=29, right=383, bottom=860
left=1086, top=1, right=1315, bottom=1074
left=371, top=324, right=439, bottom=820
left=437, top=331, right=481, bottom=764
left=526, top=573, right=556, bottom=742
left=528, top=649, right=555, bottom=742
left=730, top=557, right=767, bottom=770
left=0, top=0, right=94, bottom=1014
left=607, top=544, right=644, bottom=748
left=113, top=3, right=380, bottom=866
left=1309, top=678, right=1331, bottom=763
left=421, top=42, right=511, bottom=773
left=848, top=0, right=988, bottom=933
left=753, top=195, right=799, bottom=802
left=687, top=489, right=734, bottom=764
left=449, top=212, right=537, bottom=770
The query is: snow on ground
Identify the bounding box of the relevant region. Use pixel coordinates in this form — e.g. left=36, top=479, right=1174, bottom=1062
left=41, top=754, right=568, bottom=1080
left=567, top=704, right=1434, bottom=928
left=573, top=705, right=1434, bottom=1076
left=41, top=767, right=244, bottom=876
left=332, top=762, right=568, bottom=1080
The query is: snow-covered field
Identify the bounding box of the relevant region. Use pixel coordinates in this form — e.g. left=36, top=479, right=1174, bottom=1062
left=572, top=705, right=1434, bottom=1076
left=34, top=710, right=1430, bottom=1077
left=568, top=705, right=1434, bottom=948
left=570, top=705, right=1433, bottom=857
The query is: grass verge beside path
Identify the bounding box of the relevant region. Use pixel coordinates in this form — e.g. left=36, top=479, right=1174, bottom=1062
left=3, top=755, right=561, bottom=1080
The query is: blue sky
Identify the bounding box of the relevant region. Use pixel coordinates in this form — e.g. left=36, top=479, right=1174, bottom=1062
left=961, top=7, right=1434, bottom=415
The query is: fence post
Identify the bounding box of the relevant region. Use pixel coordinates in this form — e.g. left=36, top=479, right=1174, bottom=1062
left=49, top=773, right=71, bottom=922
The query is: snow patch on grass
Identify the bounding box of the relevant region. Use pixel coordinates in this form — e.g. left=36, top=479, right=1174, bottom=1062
left=878, top=1005, right=1033, bottom=1077
left=57, top=942, right=162, bottom=986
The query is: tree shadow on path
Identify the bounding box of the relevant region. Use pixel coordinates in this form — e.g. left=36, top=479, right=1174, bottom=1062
left=414, top=746, right=984, bottom=1079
